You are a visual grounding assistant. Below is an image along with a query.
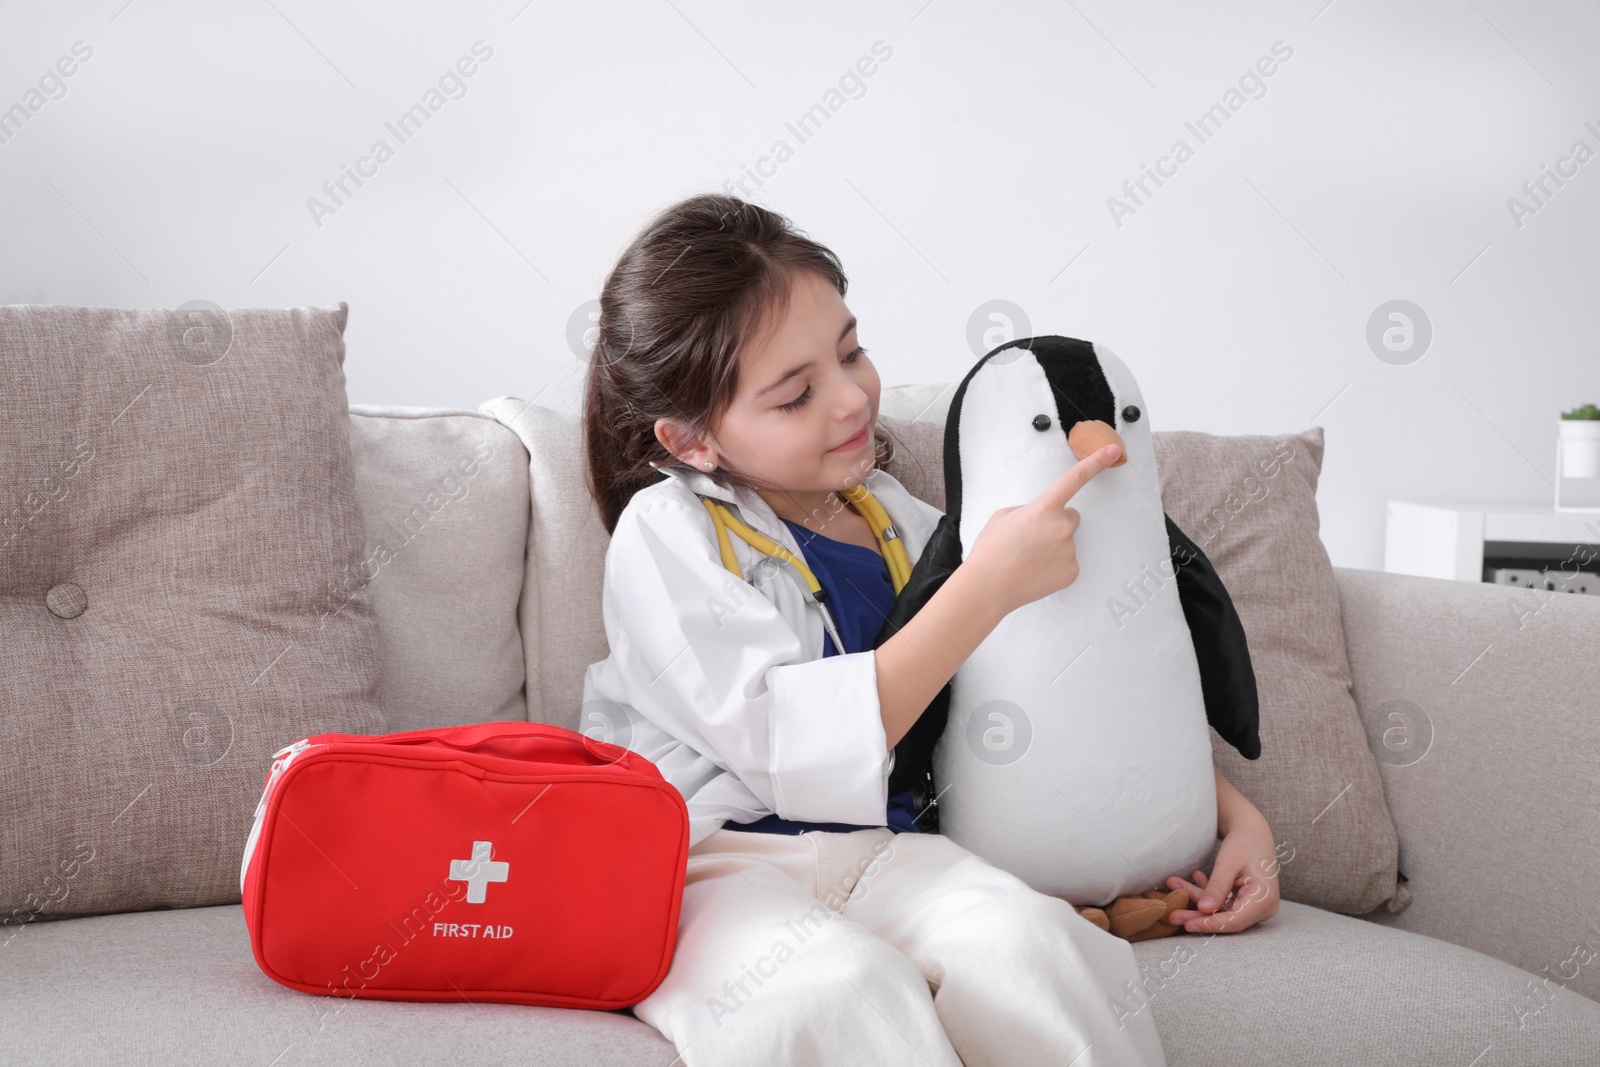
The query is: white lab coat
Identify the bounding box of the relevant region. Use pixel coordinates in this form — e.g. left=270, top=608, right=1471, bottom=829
left=580, top=462, right=945, bottom=848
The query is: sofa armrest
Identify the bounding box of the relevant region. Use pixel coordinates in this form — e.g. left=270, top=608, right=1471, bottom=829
left=1334, top=566, right=1600, bottom=1003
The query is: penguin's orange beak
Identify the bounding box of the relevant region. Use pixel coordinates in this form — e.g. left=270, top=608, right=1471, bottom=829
left=1067, top=420, right=1128, bottom=467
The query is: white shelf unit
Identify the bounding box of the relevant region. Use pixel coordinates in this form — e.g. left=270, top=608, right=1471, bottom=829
left=1384, top=501, right=1600, bottom=593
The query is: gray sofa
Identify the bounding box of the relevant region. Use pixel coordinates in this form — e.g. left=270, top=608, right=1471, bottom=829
left=5, top=367, right=1600, bottom=1065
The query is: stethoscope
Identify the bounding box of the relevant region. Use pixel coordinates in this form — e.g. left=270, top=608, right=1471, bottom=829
left=698, top=482, right=913, bottom=654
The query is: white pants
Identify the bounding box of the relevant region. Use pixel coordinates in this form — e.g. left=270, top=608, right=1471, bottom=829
left=630, top=826, right=1168, bottom=1067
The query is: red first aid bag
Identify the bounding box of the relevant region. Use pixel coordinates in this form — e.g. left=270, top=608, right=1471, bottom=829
left=240, top=720, right=689, bottom=1009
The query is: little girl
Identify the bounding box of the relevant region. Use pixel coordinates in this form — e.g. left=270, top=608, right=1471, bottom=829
left=580, top=193, right=1166, bottom=1066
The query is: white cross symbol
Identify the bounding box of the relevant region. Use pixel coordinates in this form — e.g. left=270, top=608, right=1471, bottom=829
left=448, top=840, right=509, bottom=904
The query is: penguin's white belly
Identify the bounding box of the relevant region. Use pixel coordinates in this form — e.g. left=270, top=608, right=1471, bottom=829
left=932, top=516, right=1219, bottom=906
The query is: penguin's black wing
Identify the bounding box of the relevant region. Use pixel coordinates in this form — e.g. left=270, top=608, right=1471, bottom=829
left=872, top=512, right=963, bottom=831
left=1165, top=514, right=1262, bottom=760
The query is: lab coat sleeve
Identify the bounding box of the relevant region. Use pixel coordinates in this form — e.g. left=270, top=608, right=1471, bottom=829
left=600, top=492, right=893, bottom=826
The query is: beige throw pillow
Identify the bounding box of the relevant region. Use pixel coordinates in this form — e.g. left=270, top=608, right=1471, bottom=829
left=1152, top=428, right=1407, bottom=915
left=0, top=302, right=386, bottom=924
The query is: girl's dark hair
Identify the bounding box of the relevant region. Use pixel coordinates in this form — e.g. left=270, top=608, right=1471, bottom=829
left=583, top=193, right=897, bottom=534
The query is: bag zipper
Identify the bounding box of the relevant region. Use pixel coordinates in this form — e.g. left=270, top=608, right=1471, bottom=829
left=239, top=726, right=655, bottom=894
left=240, top=738, right=316, bottom=892
left=254, top=739, right=313, bottom=817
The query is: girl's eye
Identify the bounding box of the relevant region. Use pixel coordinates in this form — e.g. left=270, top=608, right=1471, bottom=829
left=778, top=347, right=868, bottom=413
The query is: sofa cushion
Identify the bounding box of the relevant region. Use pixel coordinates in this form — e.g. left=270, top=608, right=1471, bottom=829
left=0, top=302, right=385, bottom=924
left=2, top=900, right=1595, bottom=1065
left=1134, top=900, right=1600, bottom=1065
left=0, top=904, right=672, bottom=1066
left=1338, top=567, right=1600, bottom=1004
left=346, top=406, right=530, bottom=731
left=877, top=384, right=1406, bottom=916
left=479, top=397, right=612, bottom=737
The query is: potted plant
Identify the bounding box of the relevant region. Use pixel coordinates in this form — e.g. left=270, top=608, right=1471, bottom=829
left=1559, top=403, right=1600, bottom=479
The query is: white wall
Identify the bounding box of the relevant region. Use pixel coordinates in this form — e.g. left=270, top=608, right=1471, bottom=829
left=3, top=0, right=1597, bottom=569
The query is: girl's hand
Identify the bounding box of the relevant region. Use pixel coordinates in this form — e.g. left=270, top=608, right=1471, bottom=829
left=1164, top=817, right=1280, bottom=934
left=964, top=443, right=1121, bottom=614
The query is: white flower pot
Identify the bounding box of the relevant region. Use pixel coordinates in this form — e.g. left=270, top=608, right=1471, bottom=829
left=1559, top=419, right=1600, bottom=479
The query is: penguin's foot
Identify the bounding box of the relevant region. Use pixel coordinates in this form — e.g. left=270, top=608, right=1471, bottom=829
left=1105, top=894, right=1168, bottom=939
left=1077, top=888, right=1192, bottom=941
left=1074, top=905, right=1110, bottom=932
left=1082, top=889, right=1190, bottom=941
left=1122, top=889, right=1189, bottom=942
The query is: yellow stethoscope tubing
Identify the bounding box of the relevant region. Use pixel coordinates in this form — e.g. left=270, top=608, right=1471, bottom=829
left=840, top=483, right=913, bottom=590
left=698, top=483, right=912, bottom=600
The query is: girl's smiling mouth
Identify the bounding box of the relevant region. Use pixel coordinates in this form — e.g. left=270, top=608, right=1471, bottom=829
left=829, top=422, right=871, bottom=453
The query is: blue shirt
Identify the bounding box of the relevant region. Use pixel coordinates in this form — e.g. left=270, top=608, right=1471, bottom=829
left=722, top=516, right=923, bottom=836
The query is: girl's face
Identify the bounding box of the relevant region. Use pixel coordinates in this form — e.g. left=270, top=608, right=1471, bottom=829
left=667, top=270, right=881, bottom=508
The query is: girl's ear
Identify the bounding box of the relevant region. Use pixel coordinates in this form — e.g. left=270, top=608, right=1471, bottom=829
left=653, top=416, right=686, bottom=459
left=655, top=416, right=709, bottom=468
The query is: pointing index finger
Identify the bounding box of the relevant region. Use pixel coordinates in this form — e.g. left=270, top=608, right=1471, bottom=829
left=1037, top=444, right=1120, bottom=509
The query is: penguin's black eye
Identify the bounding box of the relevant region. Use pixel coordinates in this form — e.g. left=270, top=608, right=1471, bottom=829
left=1031, top=414, right=1051, bottom=432
left=1122, top=405, right=1141, bottom=423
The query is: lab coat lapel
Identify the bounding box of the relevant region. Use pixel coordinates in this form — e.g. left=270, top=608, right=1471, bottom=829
left=655, top=463, right=800, bottom=554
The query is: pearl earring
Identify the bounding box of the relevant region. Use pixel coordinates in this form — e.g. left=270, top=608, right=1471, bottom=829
left=703, top=461, right=714, bottom=470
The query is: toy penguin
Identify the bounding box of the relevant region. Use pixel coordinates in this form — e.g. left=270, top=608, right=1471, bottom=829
left=872, top=335, right=1260, bottom=942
